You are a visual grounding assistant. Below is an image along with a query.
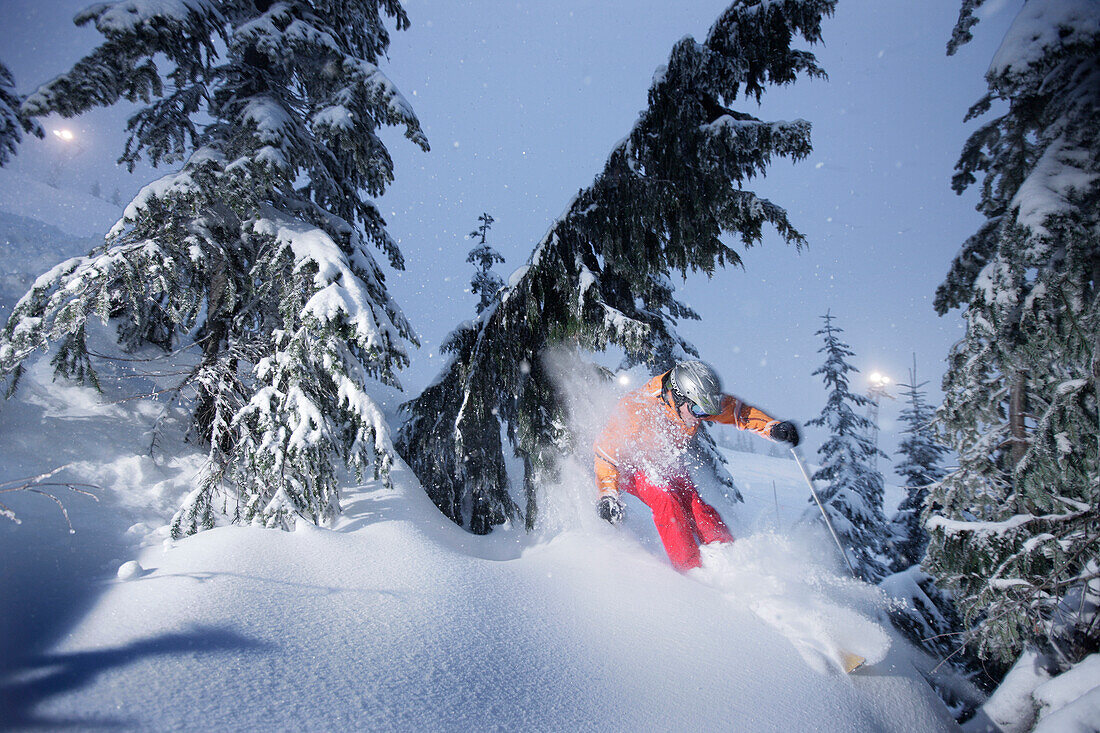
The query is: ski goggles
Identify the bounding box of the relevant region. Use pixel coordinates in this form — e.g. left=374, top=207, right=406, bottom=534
left=688, top=401, right=718, bottom=418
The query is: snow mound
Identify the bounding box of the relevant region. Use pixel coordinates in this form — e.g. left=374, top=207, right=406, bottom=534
left=963, top=649, right=1100, bottom=733
left=116, top=560, right=143, bottom=580
left=1033, top=654, right=1100, bottom=719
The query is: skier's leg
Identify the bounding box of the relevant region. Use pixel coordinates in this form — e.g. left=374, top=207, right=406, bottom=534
left=673, top=476, right=735, bottom=545
left=669, top=480, right=703, bottom=543
left=622, top=472, right=703, bottom=571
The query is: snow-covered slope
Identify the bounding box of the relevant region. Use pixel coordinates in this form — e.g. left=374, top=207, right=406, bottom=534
left=0, top=170, right=118, bottom=326
left=0, top=210, right=100, bottom=322
left=0, top=168, right=121, bottom=239
left=0, top=488, right=954, bottom=731
left=0, top=360, right=962, bottom=731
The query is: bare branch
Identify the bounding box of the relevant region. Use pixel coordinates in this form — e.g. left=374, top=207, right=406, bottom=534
left=0, top=465, right=101, bottom=531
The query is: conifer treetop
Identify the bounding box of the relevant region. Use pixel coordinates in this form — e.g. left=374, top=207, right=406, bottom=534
left=805, top=310, right=889, bottom=582
left=466, top=212, right=505, bottom=316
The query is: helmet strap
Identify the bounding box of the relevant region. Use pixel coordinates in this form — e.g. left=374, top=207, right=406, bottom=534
left=663, top=373, right=688, bottom=408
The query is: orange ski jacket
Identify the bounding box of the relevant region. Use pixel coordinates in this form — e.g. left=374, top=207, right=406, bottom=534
left=594, top=371, right=779, bottom=497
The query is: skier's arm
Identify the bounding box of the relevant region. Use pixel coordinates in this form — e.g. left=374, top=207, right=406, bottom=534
left=594, top=444, right=620, bottom=498
left=706, top=395, right=779, bottom=437
left=593, top=403, right=630, bottom=498
left=594, top=448, right=625, bottom=525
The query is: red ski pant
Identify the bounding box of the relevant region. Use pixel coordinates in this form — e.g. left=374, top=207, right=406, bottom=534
left=621, top=471, right=734, bottom=572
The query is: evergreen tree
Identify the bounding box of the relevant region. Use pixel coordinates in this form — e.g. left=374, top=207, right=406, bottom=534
left=467, top=212, right=505, bottom=315
left=0, top=0, right=428, bottom=536
left=926, top=0, right=1100, bottom=668
left=398, top=0, right=835, bottom=533
left=888, top=357, right=949, bottom=572
left=0, top=60, right=41, bottom=166
left=804, top=311, right=889, bottom=582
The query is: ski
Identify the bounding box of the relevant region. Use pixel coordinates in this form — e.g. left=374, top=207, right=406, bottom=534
left=839, top=650, right=867, bottom=674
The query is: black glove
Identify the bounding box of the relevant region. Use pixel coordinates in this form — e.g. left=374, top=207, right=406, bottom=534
left=770, top=421, right=800, bottom=447
left=596, top=494, right=625, bottom=525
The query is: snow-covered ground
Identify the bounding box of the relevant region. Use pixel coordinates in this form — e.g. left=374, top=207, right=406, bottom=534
left=1, top=349, right=958, bottom=731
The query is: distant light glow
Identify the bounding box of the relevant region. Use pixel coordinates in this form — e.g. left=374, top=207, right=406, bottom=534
left=52, top=129, right=75, bottom=142
left=617, top=374, right=631, bottom=387
left=869, top=372, right=891, bottom=387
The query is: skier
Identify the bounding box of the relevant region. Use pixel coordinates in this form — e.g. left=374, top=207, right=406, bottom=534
left=594, top=360, right=800, bottom=571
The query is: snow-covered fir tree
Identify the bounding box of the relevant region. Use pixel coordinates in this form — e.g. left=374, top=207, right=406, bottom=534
left=467, top=212, right=504, bottom=315
left=888, top=357, right=950, bottom=572
left=0, top=0, right=428, bottom=536
left=399, top=0, right=834, bottom=533
left=0, top=60, right=41, bottom=166
left=926, top=0, right=1100, bottom=669
left=804, top=311, right=889, bottom=582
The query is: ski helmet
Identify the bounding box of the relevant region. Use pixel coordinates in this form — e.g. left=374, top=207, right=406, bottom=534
left=669, top=360, right=723, bottom=416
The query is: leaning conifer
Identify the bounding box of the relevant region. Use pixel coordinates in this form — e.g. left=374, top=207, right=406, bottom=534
left=398, top=0, right=835, bottom=533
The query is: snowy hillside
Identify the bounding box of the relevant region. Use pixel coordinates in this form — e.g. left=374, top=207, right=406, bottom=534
left=0, top=210, right=100, bottom=321
left=0, top=169, right=119, bottom=323
left=0, top=168, right=121, bottom=239
left=0, top=356, right=962, bottom=731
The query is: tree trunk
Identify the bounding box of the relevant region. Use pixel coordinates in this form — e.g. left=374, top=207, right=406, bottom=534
left=1009, top=370, right=1028, bottom=469
left=193, top=256, right=230, bottom=448
left=524, top=455, right=538, bottom=532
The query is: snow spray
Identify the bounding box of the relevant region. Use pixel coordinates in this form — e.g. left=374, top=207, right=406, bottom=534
left=695, top=536, right=892, bottom=675
left=536, top=349, right=632, bottom=536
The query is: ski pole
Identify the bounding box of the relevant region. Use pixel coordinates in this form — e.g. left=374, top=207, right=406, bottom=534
left=790, top=447, right=857, bottom=578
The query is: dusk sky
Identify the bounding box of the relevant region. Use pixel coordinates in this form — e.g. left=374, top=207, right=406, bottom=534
left=0, top=0, right=1019, bottom=459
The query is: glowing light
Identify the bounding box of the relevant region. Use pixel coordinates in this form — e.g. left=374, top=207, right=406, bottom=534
left=869, top=372, right=891, bottom=387
left=616, top=374, right=632, bottom=387
left=52, top=129, right=75, bottom=142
